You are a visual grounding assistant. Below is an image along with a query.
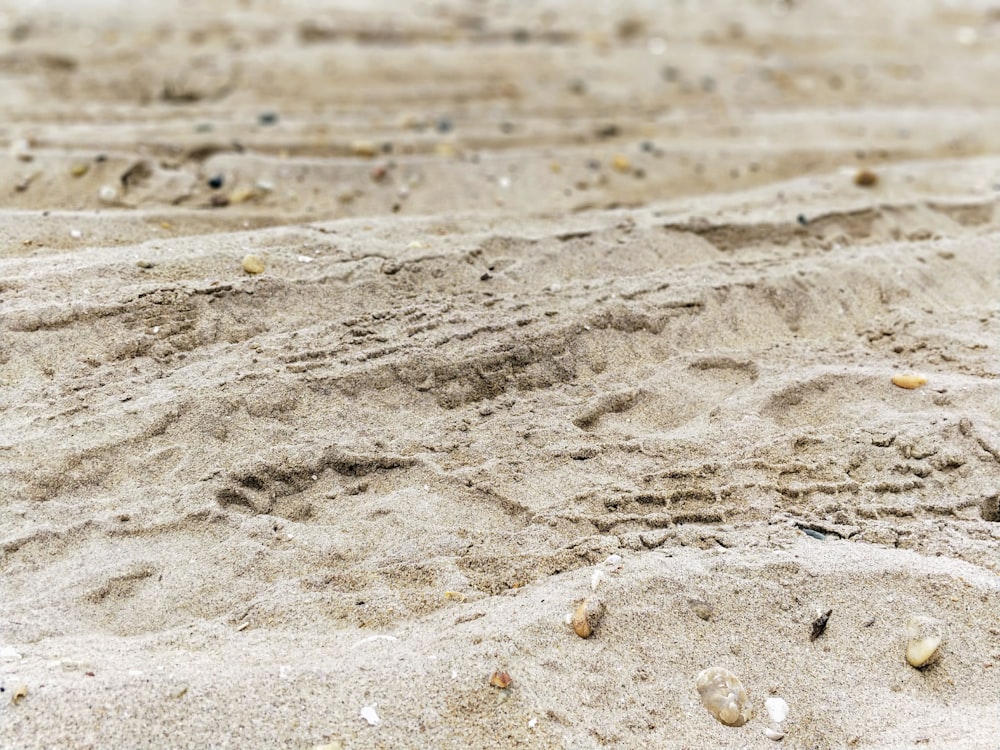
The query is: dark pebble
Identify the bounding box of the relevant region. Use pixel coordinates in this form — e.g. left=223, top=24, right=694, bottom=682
left=207, top=174, right=224, bottom=190
left=797, top=214, right=808, bottom=226
left=436, top=117, right=453, bottom=133
left=596, top=124, right=620, bottom=139
left=257, top=111, right=279, bottom=126
left=801, top=528, right=826, bottom=541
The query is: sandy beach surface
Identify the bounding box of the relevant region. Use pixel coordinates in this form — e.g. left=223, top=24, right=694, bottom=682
left=2, top=1, right=1000, bottom=748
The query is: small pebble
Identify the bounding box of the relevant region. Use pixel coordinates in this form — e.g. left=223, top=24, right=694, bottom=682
left=99, top=184, right=118, bottom=203
left=242, top=254, right=265, bottom=274
left=207, top=174, right=224, bottom=189
left=611, top=154, right=631, bottom=173
left=70, top=229, right=82, bottom=239
left=257, top=111, right=279, bottom=126
left=351, top=141, right=378, bottom=158
left=230, top=187, right=256, bottom=204
left=70, top=162, right=90, bottom=177
left=11, top=685, right=28, bottom=704
left=854, top=168, right=878, bottom=187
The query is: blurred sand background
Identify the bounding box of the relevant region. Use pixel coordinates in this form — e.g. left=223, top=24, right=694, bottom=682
left=1, top=0, right=999, bottom=747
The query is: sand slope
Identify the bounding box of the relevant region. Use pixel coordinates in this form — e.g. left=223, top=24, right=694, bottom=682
left=2, top=1, right=999, bottom=748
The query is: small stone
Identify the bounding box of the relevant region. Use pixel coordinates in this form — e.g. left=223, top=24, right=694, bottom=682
left=70, top=229, right=83, bottom=239
left=11, top=684, right=28, bottom=704
left=611, top=154, right=631, bottom=173
left=242, top=254, right=265, bottom=274
left=136, top=260, right=155, bottom=269
left=70, top=162, right=90, bottom=177
left=207, top=174, right=224, bottom=189
left=229, top=187, right=256, bottom=204
left=854, top=168, right=878, bottom=187
left=99, top=184, right=118, bottom=203
left=258, top=111, right=279, bottom=126
left=351, top=141, right=378, bottom=158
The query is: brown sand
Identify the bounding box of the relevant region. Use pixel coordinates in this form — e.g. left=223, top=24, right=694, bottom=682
left=2, top=1, right=1000, bottom=748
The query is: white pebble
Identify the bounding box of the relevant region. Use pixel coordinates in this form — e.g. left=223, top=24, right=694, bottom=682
left=70, top=229, right=83, bottom=239
left=98, top=184, right=118, bottom=203
left=590, top=569, right=605, bottom=591
left=527, top=717, right=537, bottom=729
left=360, top=705, right=381, bottom=726
left=765, top=696, right=789, bottom=723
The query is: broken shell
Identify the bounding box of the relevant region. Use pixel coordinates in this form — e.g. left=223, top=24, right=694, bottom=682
left=590, top=569, right=606, bottom=591
left=891, top=373, right=927, bottom=390
left=11, top=684, right=28, bottom=704
left=489, top=670, right=512, bottom=689
left=764, top=727, right=785, bottom=741
left=696, top=667, right=751, bottom=727
left=906, top=616, right=943, bottom=668
left=359, top=705, right=380, bottom=726
left=570, top=596, right=604, bottom=638
left=765, top=696, right=789, bottom=724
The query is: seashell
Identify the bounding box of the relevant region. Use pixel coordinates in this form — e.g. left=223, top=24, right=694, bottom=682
left=764, top=727, right=785, bottom=741
left=10, top=684, right=28, bottom=705
left=765, top=696, right=789, bottom=724
left=696, top=666, right=751, bottom=727
left=489, top=670, right=512, bottom=689
left=570, top=596, right=604, bottom=638
left=891, top=373, right=927, bottom=390
left=905, top=616, right=943, bottom=668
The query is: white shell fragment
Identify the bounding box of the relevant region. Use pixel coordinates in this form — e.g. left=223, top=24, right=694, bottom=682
left=360, top=705, right=381, bottom=726
left=696, top=666, right=751, bottom=727
left=764, top=727, right=785, bottom=741
left=590, top=569, right=606, bottom=591
left=905, top=616, right=944, bottom=668
left=765, top=696, right=789, bottom=724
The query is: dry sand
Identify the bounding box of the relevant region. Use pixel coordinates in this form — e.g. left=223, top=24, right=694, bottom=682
left=2, top=1, right=1000, bottom=748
